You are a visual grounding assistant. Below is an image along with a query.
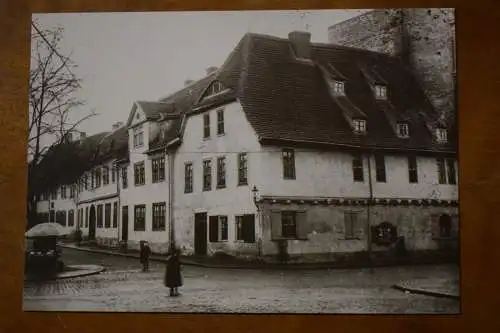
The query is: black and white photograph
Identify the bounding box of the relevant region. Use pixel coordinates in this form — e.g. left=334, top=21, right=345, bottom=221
left=24, top=8, right=459, bottom=314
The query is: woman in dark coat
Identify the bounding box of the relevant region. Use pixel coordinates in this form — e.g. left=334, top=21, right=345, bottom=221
left=140, top=242, right=151, bottom=272
left=164, top=248, right=182, bottom=296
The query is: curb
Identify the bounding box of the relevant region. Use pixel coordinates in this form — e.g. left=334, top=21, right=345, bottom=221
left=392, top=284, right=460, bottom=300
left=25, top=265, right=105, bottom=282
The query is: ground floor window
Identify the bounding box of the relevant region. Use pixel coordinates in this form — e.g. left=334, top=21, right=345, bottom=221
left=152, top=202, right=166, bottom=231
left=439, top=214, right=452, bottom=238
left=371, top=222, right=397, bottom=245
left=68, top=209, right=75, bottom=227
left=134, top=205, right=146, bottom=231
left=85, top=207, right=89, bottom=228
left=105, top=203, right=112, bottom=228
left=113, top=202, right=118, bottom=228
left=270, top=210, right=307, bottom=240
left=281, top=211, right=297, bottom=238
left=235, top=214, right=255, bottom=243
left=97, top=204, right=103, bottom=228
left=344, top=211, right=360, bottom=239
left=55, top=210, right=67, bottom=226
left=209, top=215, right=228, bottom=242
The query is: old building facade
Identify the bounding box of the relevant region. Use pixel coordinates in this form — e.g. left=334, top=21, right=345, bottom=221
left=34, top=19, right=458, bottom=263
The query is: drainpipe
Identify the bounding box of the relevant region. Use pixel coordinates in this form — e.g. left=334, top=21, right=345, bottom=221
left=366, top=151, right=374, bottom=273
left=167, top=148, right=175, bottom=251
left=116, top=163, right=121, bottom=248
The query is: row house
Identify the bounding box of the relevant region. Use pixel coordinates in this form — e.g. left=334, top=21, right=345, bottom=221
left=36, top=30, right=458, bottom=263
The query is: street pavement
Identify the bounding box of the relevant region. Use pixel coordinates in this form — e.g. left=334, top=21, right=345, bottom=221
left=23, top=248, right=460, bottom=313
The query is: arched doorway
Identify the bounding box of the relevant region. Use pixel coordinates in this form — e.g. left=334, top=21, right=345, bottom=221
left=89, top=205, right=97, bottom=241
left=439, top=214, right=452, bottom=238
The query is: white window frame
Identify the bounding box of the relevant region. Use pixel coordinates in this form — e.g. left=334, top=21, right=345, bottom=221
left=436, top=128, right=448, bottom=143
left=375, top=85, right=387, bottom=100
left=133, top=125, right=144, bottom=148
left=332, top=80, right=345, bottom=96
left=352, top=119, right=366, bottom=134
left=397, top=122, right=409, bottom=138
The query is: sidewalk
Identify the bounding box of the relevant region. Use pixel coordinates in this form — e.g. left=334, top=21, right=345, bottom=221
left=60, top=243, right=456, bottom=271
left=392, top=278, right=460, bottom=300
left=25, top=264, right=105, bottom=282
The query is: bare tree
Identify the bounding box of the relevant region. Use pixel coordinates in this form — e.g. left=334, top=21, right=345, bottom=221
left=27, top=20, right=95, bottom=227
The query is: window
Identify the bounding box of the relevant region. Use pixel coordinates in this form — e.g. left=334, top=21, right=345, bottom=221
left=203, top=159, right=212, bottom=191
left=84, top=174, right=88, bottom=190
left=85, top=206, right=89, bottom=228
left=134, top=205, right=146, bottom=231
left=436, top=128, right=448, bottom=143
left=373, top=222, right=397, bottom=244
left=103, top=166, right=109, bottom=185
left=49, top=210, right=55, bottom=223
left=353, top=119, right=366, bottom=134
left=68, top=209, right=74, bottom=227
left=375, top=85, right=387, bottom=100
left=439, top=215, right=452, bottom=238
left=113, top=202, right=118, bottom=228
left=397, top=122, right=409, bottom=138
left=152, top=202, right=166, bottom=231
left=352, top=154, right=364, bottom=182
left=104, top=203, right=111, bottom=228
left=184, top=162, right=193, bottom=193
left=134, top=162, right=145, bottom=186
left=281, top=211, right=297, bottom=238
left=238, top=153, right=248, bottom=186
left=122, top=167, right=128, bottom=189
left=51, top=190, right=57, bottom=200
left=437, top=158, right=457, bottom=185
left=203, top=114, right=210, bottom=139
left=209, top=215, right=228, bottom=242
left=282, top=149, right=296, bottom=179
left=344, top=211, right=359, bottom=239
left=217, top=109, right=225, bottom=135
left=70, top=184, right=75, bottom=198
left=408, top=156, right=418, bottom=183
left=235, top=214, right=255, bottom=243
left=97, top=204, right=103, bottom=228
left=95, top=168, right=101, bottom=188
left=56, top=210, right=66, bottom=226
left=91, top=171, right=95, bottom=189
left=152, top=156, right=165, bottom=183
left=61, top=185, right=67, bottom=199
left=375, top=154, right=386, bottom=182
left=206, top=81, right=223, bottom=97
left=133, top=125, right=144, bottom=148
left=331, top=80, right=345, bottom=96
left=41, top=192, right=48, bottom=201
left=111, top=166, right=116, bottom=183
left=217, top=157, right=226, bottom=188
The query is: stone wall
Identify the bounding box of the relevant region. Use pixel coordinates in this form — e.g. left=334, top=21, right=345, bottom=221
left=328, top=8, right=456, bottom=120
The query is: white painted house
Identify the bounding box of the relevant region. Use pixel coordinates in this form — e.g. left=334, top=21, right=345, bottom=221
left=35, top=30, right=458, bottom=263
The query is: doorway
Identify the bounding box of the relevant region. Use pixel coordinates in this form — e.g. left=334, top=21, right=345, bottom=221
left=194, top=212, right=207, bottom=256
left=121, top=206, right=129, bottom=242
left=89, top=205, right=96, bottom=241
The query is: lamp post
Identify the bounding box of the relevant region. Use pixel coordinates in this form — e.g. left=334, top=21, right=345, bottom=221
left=252, top=185, right=259, bottom=210
left=251, top=185, right=263, bottom=259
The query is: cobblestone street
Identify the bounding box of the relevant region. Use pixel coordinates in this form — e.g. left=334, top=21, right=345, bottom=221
left=23, top=248, right=460, bottom=313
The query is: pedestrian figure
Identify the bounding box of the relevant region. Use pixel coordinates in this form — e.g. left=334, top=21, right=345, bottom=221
left=164, top=247, right=182, bottom=296
left=140, top=241, right=151, bottom=272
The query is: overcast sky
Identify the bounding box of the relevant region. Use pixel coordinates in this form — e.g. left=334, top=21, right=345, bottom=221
left=33, top=10, right=369, bottom=138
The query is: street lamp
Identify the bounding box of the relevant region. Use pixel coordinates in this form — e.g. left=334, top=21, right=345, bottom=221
left=251, top=185, right=259, bottom=208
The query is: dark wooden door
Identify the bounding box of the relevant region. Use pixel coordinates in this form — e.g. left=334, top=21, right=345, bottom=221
left=194, top=212, right=207, bottom=256
left=121, top=206, right=128, bottom=242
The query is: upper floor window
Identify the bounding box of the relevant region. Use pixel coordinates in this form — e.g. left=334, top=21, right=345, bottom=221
left=134, top=162, right=145, bottom=186
left=95, top=168, right=102, bottom=188
left=435, top=128, right=448, bottom=143
left=352, top=119, right=366, bottom=134
left=50, top=190, right=57, bottom=200
left=408, top=156, right=418, bottom=183
left=374, top=154, right=386, bottom=182
left=206, top=81, right=224, bottom=97
left=122, top=167, right=128, bottom=189
left=203, top=114, right=210, bottom=139
left=282, top=149, right=296, bottom=180
left=111, top=166, right=116, bottom=183
left=61, top=185, right=67, bottom=199
left=152, top=156, right=165, bottom=183
left=238, top=153, right=248, bottom=186
left=84, top=174, right=88, bottom=190
left=133, top=125, right=144, bottom=148
left=375, top=85, right=387, bottom=100
left=397, top=122, right=409, bottom=138
left=352, top=154, right=364, bottom=182
left=203, top=159, right=212, bottom=191
left=41, top=192, right=49, bottom=201
left=217, top=157, right=227, bottom=189
left=103, top=166, right=109, bottom=185
left=437, top=158, right=457, bottom=185
left=331, top=80, right=345, bottom=96
left=70, top=185, right=75, bottom=198
left=184, top=162, right=193, bottom=193
left=217, top=109, right=225, bottom=135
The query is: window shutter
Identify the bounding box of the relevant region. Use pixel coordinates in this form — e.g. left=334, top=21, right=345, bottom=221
left=430, top=214, right=440, bottom=238
left=355, top=213, right=364, bottom=239
left=243, top=215, right=256, bottom=243
left=296, top=211, right=308, bottom=239
left=271, top=211, right=281, bottom=240
left=209, top=216, right=219, bottom=242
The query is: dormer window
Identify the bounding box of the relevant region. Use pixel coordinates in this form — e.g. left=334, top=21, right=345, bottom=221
left=436, top=128, right=448, bottom=143
left=206, top=81, right=223, bottom=97
left=375, top=85, right=387, bottom=100
left=353, top=119, right=366, bottom=134
left=397, top=122, right=409, bottom=138
left=133, top=125, right=144, bottom=148
left=331, top=80, right=345, bottom=96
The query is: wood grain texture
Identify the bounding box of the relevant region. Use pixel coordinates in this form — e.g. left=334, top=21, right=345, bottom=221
left=1, top=0, right=499, bottom=332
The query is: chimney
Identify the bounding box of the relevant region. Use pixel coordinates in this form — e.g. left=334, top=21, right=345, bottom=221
left=205, top=66, right=218, bottom=76
left=288, top=31, right=312, bottom=59
left=80, top=132, right=86, bottom=141
left=112, top=121, right=124, bottom=131
left=184, top=79, right=194, bottom=86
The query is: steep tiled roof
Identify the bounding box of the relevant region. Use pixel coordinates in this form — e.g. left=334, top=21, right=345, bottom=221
left=96, top=126, right=129, bottom=162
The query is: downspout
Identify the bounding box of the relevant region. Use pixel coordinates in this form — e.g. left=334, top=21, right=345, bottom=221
left=116, top=162, right=121, bottom=247
left=167, top=147, right=175, bottom=251
left=366, top=152, right=374, bottom=273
